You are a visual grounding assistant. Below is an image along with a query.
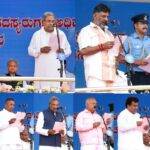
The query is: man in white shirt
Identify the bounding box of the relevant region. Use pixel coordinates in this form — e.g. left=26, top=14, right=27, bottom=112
left=77, top=3, right=119, bottom=88
left=36, top=96, right=65, bottom=150
left=0, top=98, right=24, bottom=150
left=117, top=96, right=146, bottom=150
left=28, top=12, right=71, bottom=90
left=20, top=129, right=31, bottom=150
left=143, top=133, right=150, bottom=150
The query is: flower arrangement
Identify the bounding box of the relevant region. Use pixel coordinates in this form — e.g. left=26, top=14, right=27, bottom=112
left=0, top=83, right=13, bottom=92
left=0, top=82, right=71, bottom=93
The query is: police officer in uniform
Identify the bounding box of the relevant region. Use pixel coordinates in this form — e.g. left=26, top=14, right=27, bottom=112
left=123, top=13, right=150, bottom=88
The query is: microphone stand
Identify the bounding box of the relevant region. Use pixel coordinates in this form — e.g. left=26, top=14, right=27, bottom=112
left=29, top=139, right=33, bottom=150
left=29, top=114, right=35, bottom=150
left=56, top=26, right=64, bottom=87
left=19, top=104, right=33, bottom=150
left=59, top=108, right=72, bottom=150
left=97, top=106, right=111, bottom=150
left=116, top=33, right=132, bottom=87
left=111, top=21, right=133, bottom=92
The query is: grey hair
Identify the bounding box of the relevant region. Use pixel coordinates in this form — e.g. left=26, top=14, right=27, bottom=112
left=7, top=59, right=18, bottom=67
left=42, top=12, right=55, bottom=21
left=85, top=97, right=96, bottom=107
left=49, top=96, right=59, bottom=105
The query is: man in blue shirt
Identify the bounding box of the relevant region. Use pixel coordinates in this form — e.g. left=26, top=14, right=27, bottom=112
left=123, top=13, right=150, bottom=87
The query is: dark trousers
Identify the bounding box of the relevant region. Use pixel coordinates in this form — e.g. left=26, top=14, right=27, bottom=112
left=131, top=72, right=150, bottom=93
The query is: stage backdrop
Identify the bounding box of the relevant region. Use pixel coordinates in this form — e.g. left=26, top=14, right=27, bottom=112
left=74, top=93, right=150, bottom=150
left=75, top=0, right=150, bottom=87
left=0, top=0, right=75, bottom=76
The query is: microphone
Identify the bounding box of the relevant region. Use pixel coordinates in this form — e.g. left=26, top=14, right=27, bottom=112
left=125, top=54, right=135, bottom=64
left=50, top=19, right=57, bottom=27
left=28, top=138, right=32, bottom=142
left=55, top=20, right=66, bottom=62
left=94, top=105, right=97, bottom=109
left=57, top=106, right=63, bottom=110
left=94, top=105, right=103, bottom=110
left=57, top=52, right=66, bottom=61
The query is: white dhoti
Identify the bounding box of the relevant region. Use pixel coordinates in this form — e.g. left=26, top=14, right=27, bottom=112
left=81, top=144, right=106, bottom=150
left=39, top=146, right=61, bottom=150
left=87, top=70, right=128, bottom=93
left=87, top=77, right=112, bottom=88
left=61, top=144, right=73, bottom=150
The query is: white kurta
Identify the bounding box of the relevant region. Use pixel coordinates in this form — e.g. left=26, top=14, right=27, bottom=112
left=38, top=146, right=61, bottom=150
left=144, top=145, right=150, bottom=150
left=0, top=109, right=23, bottom=150
left=61, top=144, right=73, bottom=150
left=78, top=22, right=128, bottom=90
left=28, top=27, right=71, bottom=89
left=77, top=22, right=116, bottom=87
left=20, top=140, right=30, bottom=150
left=117, top=109, right=145, bottom=150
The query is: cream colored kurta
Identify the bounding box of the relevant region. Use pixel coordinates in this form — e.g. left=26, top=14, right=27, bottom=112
left=78, top=22, right=116, bottom=87
left=117, top=109, right=145, bottom=150
left=0, top=109, right=24, bottom=150
left=20, top=140, right=30, bottom=150
left=28, top=27, right=71, bottom=89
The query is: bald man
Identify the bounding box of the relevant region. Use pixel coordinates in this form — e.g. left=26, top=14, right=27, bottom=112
left=76, top=98, right=106, bottom=150
left=36, top=96, right=65, bottom=150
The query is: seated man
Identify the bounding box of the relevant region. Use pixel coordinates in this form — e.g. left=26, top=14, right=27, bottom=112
left=4, top=59, right=23, bottom=89
left=20, top=129, right=31, bottom=150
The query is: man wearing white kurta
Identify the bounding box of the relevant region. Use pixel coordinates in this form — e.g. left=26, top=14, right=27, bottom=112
left=20, top=130, right=31, bottom=150
left=117, top=96, right=145, bottom=150
left=0, top=98, right=24, bottom=150
left=77, top=3, right=120, bottom=88
left=143, top=133, right=150, bottom=150
left=28, top=12, right=71, bottom=90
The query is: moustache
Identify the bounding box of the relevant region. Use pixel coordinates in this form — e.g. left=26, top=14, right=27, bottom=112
left=143, top=27, right=148, bottom=30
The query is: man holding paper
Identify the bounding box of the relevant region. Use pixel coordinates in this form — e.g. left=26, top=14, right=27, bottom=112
left=117, top=96, right=146, bottom=150
left=36, top=96, right=65, bottom=150
left=0, top=98, right=25, bottom=150
left=123, top=13, right=150, bottom=86
left=77, top=3, right=121, bottom=88
left=76, top=97, right=107, bottom=150
left=28, top=12, right=71, bottom=90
